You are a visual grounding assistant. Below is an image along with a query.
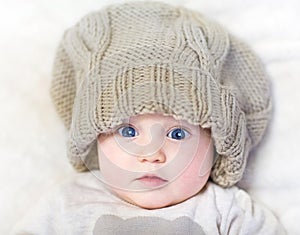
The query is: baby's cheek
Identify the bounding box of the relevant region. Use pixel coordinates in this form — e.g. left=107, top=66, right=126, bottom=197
left=98, top=138, right=120, bottom=164
left=178, top=153, right=210, bottom=188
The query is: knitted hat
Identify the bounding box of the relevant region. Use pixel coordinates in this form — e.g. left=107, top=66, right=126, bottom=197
left=50, top=2, right=272, bottom=187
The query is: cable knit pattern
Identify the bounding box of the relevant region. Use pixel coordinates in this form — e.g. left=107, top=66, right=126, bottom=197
left=50, top=2, right=271, bottom=187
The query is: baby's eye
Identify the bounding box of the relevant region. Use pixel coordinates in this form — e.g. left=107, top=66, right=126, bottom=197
left=118, top=126, right=138, bottom=138
left=167, top=128, right=190, bottom=140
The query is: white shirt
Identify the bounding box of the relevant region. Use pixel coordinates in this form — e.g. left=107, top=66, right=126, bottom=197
left=13, top=171, right=285, bottom=235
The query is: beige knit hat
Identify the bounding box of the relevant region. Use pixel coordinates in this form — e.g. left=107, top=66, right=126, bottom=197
left=50, top=2, right=272, bottom=187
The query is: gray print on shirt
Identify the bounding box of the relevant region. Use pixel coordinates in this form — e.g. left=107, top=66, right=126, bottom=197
left=93, top=215, right=206, bottom=235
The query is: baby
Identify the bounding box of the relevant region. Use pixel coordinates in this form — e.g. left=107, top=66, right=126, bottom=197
left=14, top=2, right=285, bottom=234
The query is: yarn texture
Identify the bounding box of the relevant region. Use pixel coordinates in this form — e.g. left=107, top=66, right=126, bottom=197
left=50, top=2, right=271, bottom=187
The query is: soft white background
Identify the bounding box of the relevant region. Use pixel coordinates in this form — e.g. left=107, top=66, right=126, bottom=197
left=0, top=0, right=299, bottom=234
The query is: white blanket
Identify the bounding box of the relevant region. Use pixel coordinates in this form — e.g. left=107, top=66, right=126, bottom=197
left=0, top=0, right=299, bottom=234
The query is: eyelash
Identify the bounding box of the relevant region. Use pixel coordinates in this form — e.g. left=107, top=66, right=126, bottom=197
left=117, top=126, right=138, bottom=138
left=167, top=127, right=190, bottom=140
left=117, top=126, right=190, bottom=140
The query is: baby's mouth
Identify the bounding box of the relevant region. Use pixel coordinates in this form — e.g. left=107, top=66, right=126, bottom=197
left=135, top=174, right=168, bottom=187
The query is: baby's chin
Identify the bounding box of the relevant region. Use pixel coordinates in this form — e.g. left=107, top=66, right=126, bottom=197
left=112, top=188, right=198, bottom=210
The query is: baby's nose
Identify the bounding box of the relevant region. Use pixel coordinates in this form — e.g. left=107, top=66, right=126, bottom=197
left=137, top=149, right=166, bottom=164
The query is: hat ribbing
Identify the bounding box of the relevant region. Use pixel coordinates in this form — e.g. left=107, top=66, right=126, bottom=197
left=50, top=2, right=272, bottom=187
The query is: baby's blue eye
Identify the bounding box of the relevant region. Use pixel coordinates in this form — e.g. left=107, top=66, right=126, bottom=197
left=167, top=128, right=190, bottom=140
left=118, top=126, right=138, bottom=138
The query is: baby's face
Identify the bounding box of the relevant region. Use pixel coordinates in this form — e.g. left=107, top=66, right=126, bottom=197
left=97, top=113, right=214, bottom=209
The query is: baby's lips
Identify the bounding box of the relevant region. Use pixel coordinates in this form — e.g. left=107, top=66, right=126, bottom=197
left=135, top=174, right=168, bottom=187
